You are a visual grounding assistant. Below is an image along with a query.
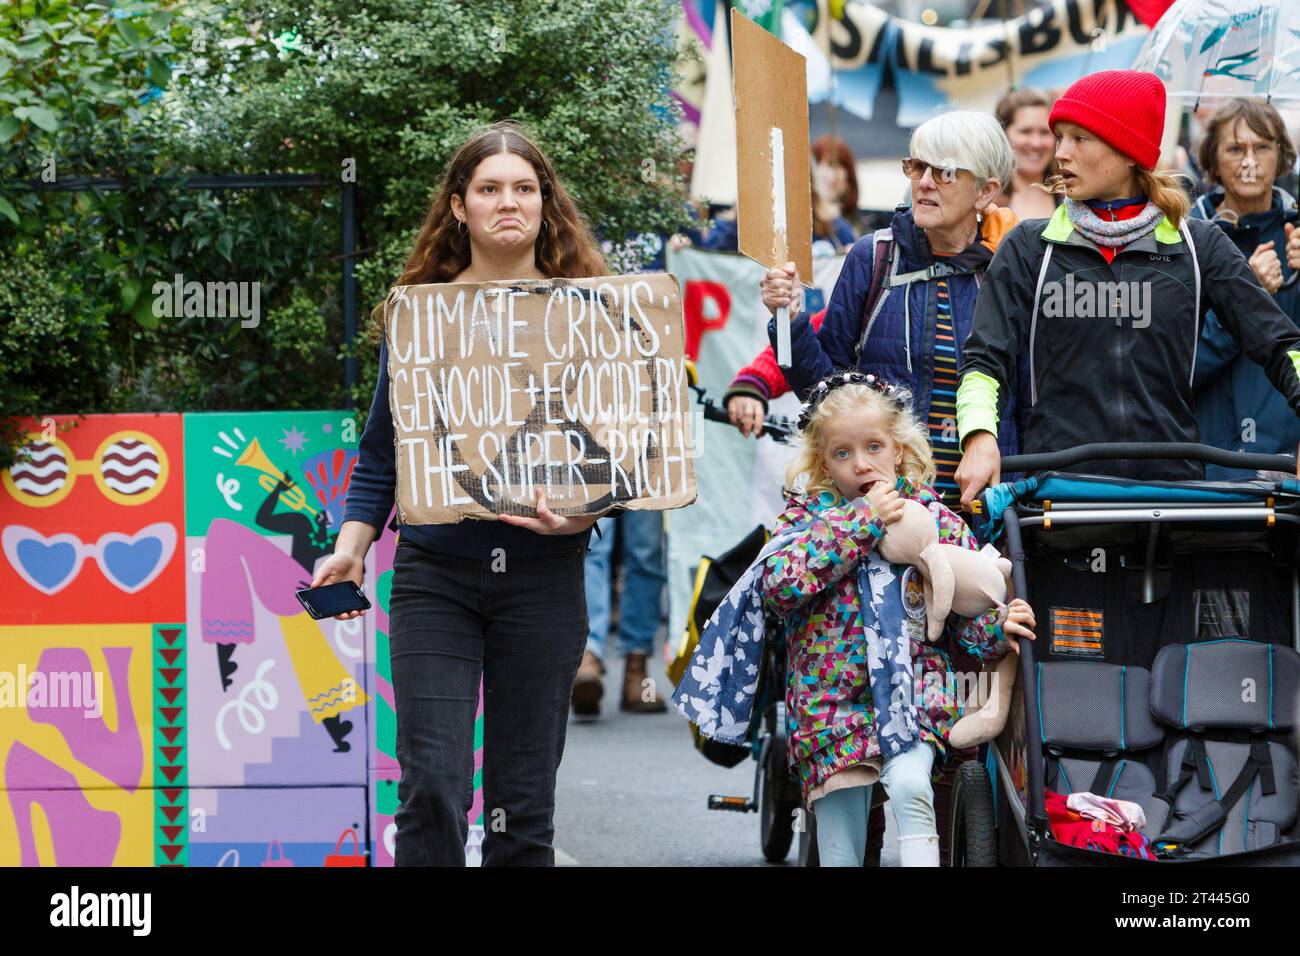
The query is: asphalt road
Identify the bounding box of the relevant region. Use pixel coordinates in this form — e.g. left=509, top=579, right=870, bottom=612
left=551, top=647, right=903, bottom=867
left=552, top=648, right=780, bottom=867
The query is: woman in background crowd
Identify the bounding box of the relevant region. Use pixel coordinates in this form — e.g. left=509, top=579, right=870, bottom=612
left=995, top=88, right=1059, bottom=221
left=1191, top=98, right=1300, bottom=478
left=812, top=134, right=864, bottom=249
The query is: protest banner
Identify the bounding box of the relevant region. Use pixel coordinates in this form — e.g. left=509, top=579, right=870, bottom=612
left=817, top=0, right=1150, bottom=126
left=683, top=0, right=1150, bottom=141
left=663, top=245, right=846, bottom=648
left=383, top=273, right=697, bottom=524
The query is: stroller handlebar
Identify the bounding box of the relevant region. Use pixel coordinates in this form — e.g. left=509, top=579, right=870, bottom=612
left=1000, top=442, right=1298, bottom=475
left=693, top=386, right=796, bottom=443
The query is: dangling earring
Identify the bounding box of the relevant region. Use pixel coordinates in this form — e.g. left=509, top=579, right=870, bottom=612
left=539, top=219, right=550, bottom=239
left=455, top=218, right=467, bottom=237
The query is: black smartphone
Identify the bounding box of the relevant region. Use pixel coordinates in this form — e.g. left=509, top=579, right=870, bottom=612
left=296, top=581, right=371, bottom=620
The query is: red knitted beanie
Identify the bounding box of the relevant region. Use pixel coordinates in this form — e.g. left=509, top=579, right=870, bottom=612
left=1048, top=70, right=1166, bottom=170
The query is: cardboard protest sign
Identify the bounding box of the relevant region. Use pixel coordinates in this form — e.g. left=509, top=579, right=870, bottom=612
left=732, top=9, right=812, bottom=367
left=384, top=274, right=697, bottom=525
left=731, top=9, right=813, bottom=283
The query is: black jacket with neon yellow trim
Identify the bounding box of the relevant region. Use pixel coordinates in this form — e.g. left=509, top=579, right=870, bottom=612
left=957, top=204, right=1300, bottom=481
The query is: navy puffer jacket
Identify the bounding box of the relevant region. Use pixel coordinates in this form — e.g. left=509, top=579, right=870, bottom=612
left=773, top=205, right=1030, bottom=458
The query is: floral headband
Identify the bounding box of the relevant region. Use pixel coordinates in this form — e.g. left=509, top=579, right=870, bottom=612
left=797, top=370, right=908, bottom=432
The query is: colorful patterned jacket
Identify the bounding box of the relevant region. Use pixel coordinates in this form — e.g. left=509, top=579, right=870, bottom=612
left=761, top=480, right=1013, bottom=802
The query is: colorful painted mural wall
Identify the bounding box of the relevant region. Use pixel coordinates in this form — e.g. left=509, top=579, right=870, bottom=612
left=0, top=411, right=484, bottom=866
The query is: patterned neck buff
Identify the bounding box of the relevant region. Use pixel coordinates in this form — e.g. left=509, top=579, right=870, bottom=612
left=1064, top=197, right=1164, bottom=248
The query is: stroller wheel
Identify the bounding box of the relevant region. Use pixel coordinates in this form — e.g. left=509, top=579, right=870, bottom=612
left=949, top=760, right=997, bottom=867
left=759, top=732, right=797, bottom=862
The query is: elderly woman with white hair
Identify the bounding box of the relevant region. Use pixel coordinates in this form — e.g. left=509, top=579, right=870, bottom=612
left=732, top=111, right=1028, bottom=867
left=736, top=110, right=1029, bottom=508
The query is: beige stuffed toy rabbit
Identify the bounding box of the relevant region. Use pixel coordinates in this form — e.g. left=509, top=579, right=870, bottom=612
left=877, top=498, right=1019, bottom=749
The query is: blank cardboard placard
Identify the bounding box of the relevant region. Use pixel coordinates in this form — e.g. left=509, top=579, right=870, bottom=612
left=732, top=9, right=812, bottom=281
left=384, top=274, right=697, bottom=525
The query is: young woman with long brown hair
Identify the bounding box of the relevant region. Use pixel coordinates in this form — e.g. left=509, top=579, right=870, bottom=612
left=312, top=119, right=606, bottom=866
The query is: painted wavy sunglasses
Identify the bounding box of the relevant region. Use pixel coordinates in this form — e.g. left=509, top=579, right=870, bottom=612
left=2, top=431, right=169, bottom=508
left=3, top=523, right=177, bottom=595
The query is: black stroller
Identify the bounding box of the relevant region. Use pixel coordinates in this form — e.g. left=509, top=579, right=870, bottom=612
left=950, top=443, right=1300, bottom=866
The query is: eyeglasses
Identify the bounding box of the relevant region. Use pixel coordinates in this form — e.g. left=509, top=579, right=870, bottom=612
left=2, top=431, right=170, bottom=508
left=3, top=523, right=177, bottom=595
left=1222, top=141, right=1278, bottom=161
left=902, top=157, right=966, bottom=184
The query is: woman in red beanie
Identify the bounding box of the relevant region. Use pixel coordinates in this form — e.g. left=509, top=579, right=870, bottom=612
left=954, top=70, right=1300, bottom=499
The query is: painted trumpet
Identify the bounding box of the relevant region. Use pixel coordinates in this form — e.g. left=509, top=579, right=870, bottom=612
left=235, top=438, right=320, bottom=516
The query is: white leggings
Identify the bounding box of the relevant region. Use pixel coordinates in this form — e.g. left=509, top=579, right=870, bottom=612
left=811, top=742, right=937, bottom=867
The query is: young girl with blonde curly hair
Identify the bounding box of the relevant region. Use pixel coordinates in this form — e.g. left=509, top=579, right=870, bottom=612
left=762, top=371, right=1035, bottom=866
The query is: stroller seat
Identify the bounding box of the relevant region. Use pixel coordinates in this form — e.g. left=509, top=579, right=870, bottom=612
left=1149, top=639, right=1300, bottom=858
left=1036, top=660, right=1168, bottom=834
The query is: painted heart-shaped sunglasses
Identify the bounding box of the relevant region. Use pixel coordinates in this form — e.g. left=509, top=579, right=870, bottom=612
left=2, top=523, right=178, bottom=595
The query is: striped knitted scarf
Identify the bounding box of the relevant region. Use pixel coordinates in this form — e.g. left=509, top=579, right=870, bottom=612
left=1064, top=197, right=1163, bottom=248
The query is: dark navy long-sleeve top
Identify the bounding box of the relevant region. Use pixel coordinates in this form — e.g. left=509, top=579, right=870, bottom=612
left=340, top=339, right=592, bottom=559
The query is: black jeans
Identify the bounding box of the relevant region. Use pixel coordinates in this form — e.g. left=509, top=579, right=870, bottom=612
left=388, top=538, right=588, bottom=866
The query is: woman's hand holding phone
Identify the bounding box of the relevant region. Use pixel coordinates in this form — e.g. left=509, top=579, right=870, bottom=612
left=309, top=520, right=376, bottom=621
left=308, top=553, right=366, bottom=620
